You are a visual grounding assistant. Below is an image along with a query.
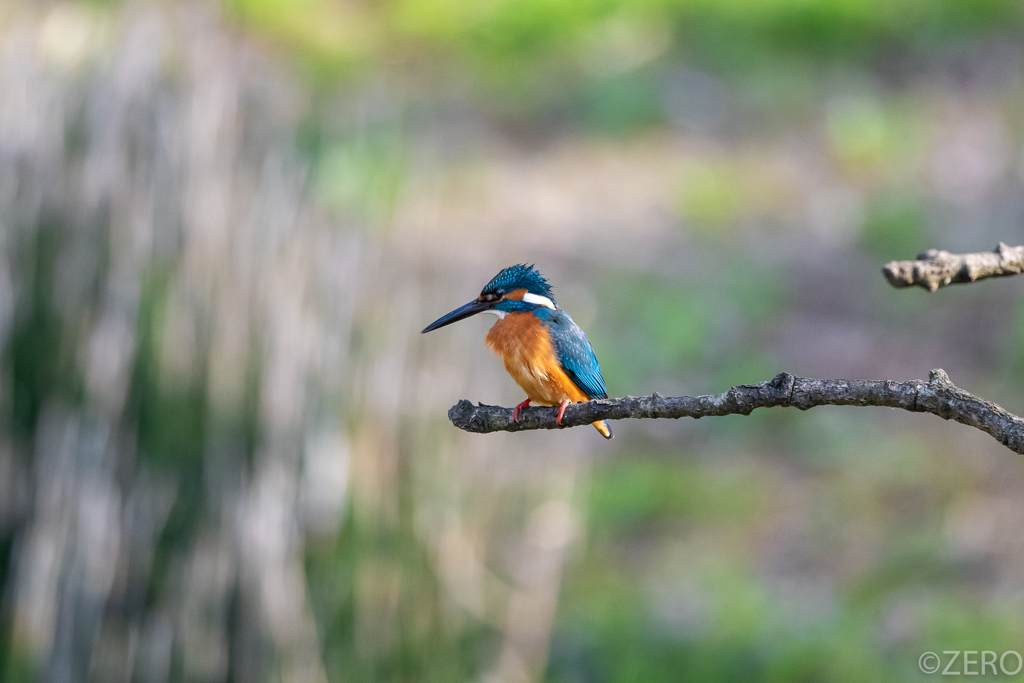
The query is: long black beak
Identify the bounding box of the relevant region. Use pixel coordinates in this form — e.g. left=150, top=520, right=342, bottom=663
left=421, top=300, right=492, bottom=333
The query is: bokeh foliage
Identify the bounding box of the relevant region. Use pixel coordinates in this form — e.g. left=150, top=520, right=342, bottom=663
left=227, top=0, right=1024, bottom=115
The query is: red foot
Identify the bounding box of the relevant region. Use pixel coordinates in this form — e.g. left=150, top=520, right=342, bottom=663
left=555, top=399, right=571, bottom=425
left=513, top=398, right=531, bottom=421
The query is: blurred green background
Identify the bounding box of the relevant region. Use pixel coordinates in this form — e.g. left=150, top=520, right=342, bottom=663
left=2, top=0, right=1024, bottom=681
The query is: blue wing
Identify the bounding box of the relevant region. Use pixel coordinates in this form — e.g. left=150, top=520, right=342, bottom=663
left=540, top=309, right=608, bottom=400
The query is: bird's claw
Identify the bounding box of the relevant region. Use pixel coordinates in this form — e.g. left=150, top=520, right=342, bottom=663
left=512, top=398, right=531, bottom=422
left=555, top=399, right=571, bottom=425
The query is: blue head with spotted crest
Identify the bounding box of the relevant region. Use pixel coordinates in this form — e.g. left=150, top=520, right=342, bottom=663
left=480, top=264, right=556, bottom=314
left=421, top=264, right=557, bottom=332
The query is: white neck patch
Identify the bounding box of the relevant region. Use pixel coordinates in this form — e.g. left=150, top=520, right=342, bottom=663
left=522, top=292, right=556, bottom=310
left=485, top=309, right=507, bottom=319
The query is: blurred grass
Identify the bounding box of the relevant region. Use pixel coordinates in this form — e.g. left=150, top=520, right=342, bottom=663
left=588, top=459, right=765, bottom=530
left=593, top=263, right=785, bottom=396
left=555, top=418, right=1021, bottom=683
left=860, top=193, right=927, bottom=260
left=314, top=136, right=409, bottom=226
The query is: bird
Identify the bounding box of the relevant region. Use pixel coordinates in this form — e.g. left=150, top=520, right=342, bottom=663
left=422, top=264, right=612, bottom=439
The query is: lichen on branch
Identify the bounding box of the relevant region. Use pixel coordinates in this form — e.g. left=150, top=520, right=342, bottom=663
left=882, top=242, right=1024, bottom=292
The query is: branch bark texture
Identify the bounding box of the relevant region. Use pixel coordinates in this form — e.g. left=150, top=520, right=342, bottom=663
left=448, top=370, right=1024, bottom=454
left=882, top=242, right=1024, bottom=291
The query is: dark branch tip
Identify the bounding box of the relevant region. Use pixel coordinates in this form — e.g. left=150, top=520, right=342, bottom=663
left=449, top=399, right=474, bottom=417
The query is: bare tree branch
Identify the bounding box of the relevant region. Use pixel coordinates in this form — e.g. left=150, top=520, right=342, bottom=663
left=448, top=369, right=1024, bottom=454
left=882, top=242, right=1024, bottom=291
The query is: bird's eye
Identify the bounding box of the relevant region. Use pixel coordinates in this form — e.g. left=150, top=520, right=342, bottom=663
left=496, top=289, right=505, bottom=296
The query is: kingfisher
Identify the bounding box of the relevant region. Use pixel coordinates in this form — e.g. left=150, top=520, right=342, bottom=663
left=422, top=264, right=612, bottom=439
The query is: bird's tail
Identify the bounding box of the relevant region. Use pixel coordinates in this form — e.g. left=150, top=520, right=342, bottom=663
left=592, top=420, right=613, bottom=439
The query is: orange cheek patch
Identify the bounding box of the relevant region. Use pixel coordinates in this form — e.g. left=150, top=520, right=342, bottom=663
left=503, top=288, right=528, bottom=301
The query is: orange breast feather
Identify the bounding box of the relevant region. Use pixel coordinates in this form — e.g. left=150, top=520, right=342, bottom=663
left=485, top=313, right=589, bottom=406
